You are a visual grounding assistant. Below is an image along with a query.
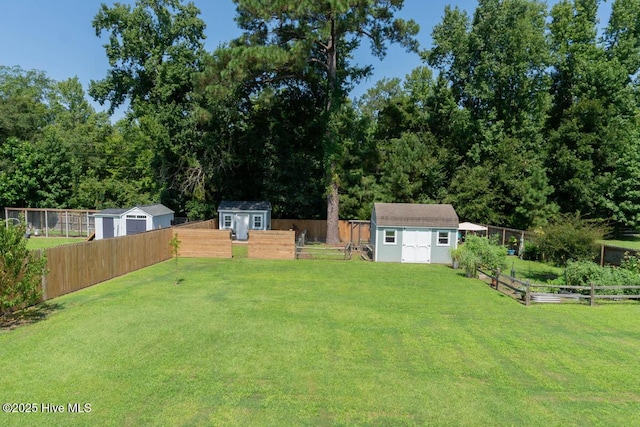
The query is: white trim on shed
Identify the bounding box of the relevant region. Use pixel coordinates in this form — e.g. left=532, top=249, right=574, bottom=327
left=217, top=201, right=271, bottom=240
left=93, top=204, right=174, bottom=239
left=371, top=203, right=459, bottom=264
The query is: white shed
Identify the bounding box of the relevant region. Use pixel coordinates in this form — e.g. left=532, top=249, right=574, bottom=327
left=94, top=208, right=126, bottom=240
left=94, top=204, right=174, bottom=239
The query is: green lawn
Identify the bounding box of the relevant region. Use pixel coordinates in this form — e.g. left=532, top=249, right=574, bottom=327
left=506, top=256, right=564, bottom=283
left=1, top=258, right=640, bottom=426
left=601, top=235, right=640, bottom=250
left=26, top=237, right=87, bottom=250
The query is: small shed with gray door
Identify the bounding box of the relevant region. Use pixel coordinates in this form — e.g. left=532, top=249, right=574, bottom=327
left=94, top=208, right=126, bottom=240
left=371, top=203, right=459, bottom=263
left=94, top=204, right=174, bottom=239
left=218, top=201, right=271, bottom=240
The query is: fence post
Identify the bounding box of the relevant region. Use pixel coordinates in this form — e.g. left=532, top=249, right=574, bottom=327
left=525, top=282, right=531, bottom=306
left=590, top=282, right=595, bottom=306
left=600, top=245, right=605, bottom=267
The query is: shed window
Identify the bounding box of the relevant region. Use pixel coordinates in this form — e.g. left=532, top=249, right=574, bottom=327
left=223, top=214, right=232, bottom=228
left=253, top=215, right=262, bottom=229
left=126, top=215, right=146, bottom=219
left=384, top=229, right=397, bottom=245
left=437, top=231, right=450, bottom=246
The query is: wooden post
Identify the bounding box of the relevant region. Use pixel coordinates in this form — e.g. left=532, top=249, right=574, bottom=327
left=590, top=282, right=595, bottom=306
left=525, top=282, right=531, bottom=306
left=600, top=245, right=605, bottom=267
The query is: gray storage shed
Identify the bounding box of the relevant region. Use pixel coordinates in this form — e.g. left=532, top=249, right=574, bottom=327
left=94, top=204, right=174, bottom=239
left=371, top=203, right=459, bottom=263
left=218, top=201, right=271, bottom=240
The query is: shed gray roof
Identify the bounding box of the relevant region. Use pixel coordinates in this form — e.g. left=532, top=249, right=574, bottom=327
left=96, top=208, right=127, bottom=216
left=95, top=204, right=173, bottom=217
left=136, top=204, right=174, bottom=216
left=218, top=201, right=271, bottom=211
left=373, top=203, right=459, bottom=228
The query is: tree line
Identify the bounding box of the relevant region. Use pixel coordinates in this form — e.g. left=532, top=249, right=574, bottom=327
left=1, top=0, right=639, bottom=239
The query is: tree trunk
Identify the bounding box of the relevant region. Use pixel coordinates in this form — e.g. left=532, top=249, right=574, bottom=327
left=325, top=16, right=341, bottom=245
left=326, top=165, right=340, bottom=245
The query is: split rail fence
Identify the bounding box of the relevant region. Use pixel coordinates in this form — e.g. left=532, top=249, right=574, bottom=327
left=478, top=267, right=640, bottom=306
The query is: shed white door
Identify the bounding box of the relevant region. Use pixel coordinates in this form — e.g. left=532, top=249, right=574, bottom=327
left=402, top=230, right=431, bottom=263
left=236, top=214, right=250, bottom=240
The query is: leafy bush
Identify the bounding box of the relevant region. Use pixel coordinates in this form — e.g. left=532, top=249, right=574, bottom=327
left=459, top=235, right=507, bottom=277
left=522, top=241, right=541, bottom=261
left=535, top=213, right=607, bottom=266
left=563, top=260, right=640, bottom=296
left=620, top=252, right=640, bottom=275
left=0, top=219, right=47, bottom=316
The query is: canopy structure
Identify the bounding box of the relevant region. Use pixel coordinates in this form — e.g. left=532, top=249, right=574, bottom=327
left=458, top=222, right=488, bottom=242
left=458, top=222, right=488, bottom=232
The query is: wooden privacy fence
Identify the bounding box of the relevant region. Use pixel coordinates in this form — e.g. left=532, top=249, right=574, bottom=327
left=271, top=219, right=370, bottom=244
left=37, top=218, right=371, bottom=302
left=175, top=229, right=232, bottom=258
left=248, top=230, right=296, bottom=260
left=174, top=219, right=217, bottom=230
left=43, top=228, right=173, bottom=300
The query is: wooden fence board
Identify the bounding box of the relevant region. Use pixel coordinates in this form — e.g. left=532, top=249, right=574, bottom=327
left=174, top=219, right=217, bottom=230
left=248, top=230, right=295, bottom=259
left=271, top=219, right=370, bottom=243
left=175, top=229, right=232, bottom=258
left=41, top=228, right=173, bottom=300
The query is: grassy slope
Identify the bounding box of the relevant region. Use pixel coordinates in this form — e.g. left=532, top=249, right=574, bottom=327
left=507, top=256, right=564, bottom=283
left=26, top=237, right=87, bottom=250
left=1, top=258, right=639, bottom=426
left=600, top=236, right=640, bottom=250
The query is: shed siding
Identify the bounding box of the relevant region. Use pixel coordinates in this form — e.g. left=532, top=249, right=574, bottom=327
left=218, top=202, right=271, bottom=241
left=374, top=227, right=403, bottom=262
left=430, top=229, right=457, bottom=264
left=95, top=217, right=104, bottom=240
left=151, top=214, right=173, bottom=230
left=94, top=204, right=173, bottom=240
left=371, top=203, right=458, bottom=264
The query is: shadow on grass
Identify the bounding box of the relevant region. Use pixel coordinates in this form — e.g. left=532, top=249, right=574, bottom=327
left=522, top=271, right=560, bottom=284
left=0, top=302, right=64, bottom=331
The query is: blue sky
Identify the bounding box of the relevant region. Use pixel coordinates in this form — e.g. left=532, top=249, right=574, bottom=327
left=0, top=0, right=612, bottom=119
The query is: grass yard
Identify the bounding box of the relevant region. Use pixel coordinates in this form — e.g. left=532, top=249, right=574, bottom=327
left=26, top=237, right=87, bottom=250
left=1, top=258, right=640, bottom=426
left=507, top=256, right=564, bottom=283
left=601, top=235, right=640, bottom=251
